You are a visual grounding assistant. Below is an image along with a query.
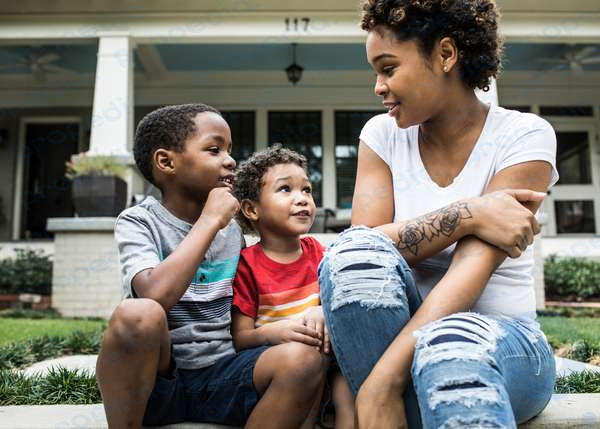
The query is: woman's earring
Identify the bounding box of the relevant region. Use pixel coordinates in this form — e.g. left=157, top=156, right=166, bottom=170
left=443, top=63, right=449, bottom=73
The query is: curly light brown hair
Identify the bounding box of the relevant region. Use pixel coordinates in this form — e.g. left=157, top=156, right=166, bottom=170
left=234, top=144, right=309, bottom=234
left=361, top=0, right=503, bottom=90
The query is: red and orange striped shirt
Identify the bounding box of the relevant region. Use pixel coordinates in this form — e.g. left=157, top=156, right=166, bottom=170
left=232, top=236, right=324, bottom=326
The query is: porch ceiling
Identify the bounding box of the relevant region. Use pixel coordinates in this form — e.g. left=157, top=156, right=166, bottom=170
left=0, top=43, right=98, bottom=75
left=0, top=42, right=599, bottom=78
left=152, top=43, right=369, bottom=71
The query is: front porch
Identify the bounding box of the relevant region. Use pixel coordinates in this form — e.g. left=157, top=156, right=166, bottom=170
left=0, top=0, right=600, bottom=255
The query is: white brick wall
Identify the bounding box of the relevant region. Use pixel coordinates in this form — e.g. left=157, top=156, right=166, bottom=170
left=51, top=231, right=121, bottom=319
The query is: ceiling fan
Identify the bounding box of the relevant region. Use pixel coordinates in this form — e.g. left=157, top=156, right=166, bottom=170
left=0, top=50, right=78, bottom=81
left=537, top=46, right=600, bottom=75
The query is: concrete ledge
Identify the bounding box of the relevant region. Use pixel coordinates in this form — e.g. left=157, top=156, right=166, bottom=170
left=47, top=217, right=117, bottom=232
left=1, top=395, right=599, bottom=429
left=520, top=394, right=600, bottom=428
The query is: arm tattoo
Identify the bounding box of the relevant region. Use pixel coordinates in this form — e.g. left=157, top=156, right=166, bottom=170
left=396, top=201, right=472, bottom=256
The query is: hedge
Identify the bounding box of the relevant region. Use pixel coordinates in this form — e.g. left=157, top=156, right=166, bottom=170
left=0, top=249, right=52, bottom=295
left=544, top=255, right=600, bottom=299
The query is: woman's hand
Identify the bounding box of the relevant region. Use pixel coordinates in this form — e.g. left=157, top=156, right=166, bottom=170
left=261, top=319, right=322, bottom=347
left=356, top=371, right=409, bottom=429
left=469, top=189, right=546, bottom=258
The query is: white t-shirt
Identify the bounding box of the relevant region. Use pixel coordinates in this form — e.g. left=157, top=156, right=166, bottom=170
left=359, top=105, right=558, bottom=320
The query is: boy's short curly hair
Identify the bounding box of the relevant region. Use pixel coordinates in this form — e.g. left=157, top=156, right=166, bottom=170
left=361, top=0, right=502, bottom=90
left=234, top=144, right=308, bottom=234
left=134, top=103, right=222, bottom=188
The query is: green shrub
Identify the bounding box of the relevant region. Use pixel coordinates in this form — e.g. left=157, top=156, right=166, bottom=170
left=0, top=308, right=60, bottom=319
left=555, top=370, right=600, bottom=394
left=0, top=248, right=52, bottom=295
left=64, top=329, right=103, bottom=355
left=0, top=370, right=35, bottom=405
left=33, top=367, right=100, bottom=404
left=65, top=153, right=127, bottom=180
left=0, top=368, right=101, bottom=405
left=544, top=255, right=600, bottom=299
left=538, top=306, right=600, bottom=318
left=0, top=328, right=104, bottom=370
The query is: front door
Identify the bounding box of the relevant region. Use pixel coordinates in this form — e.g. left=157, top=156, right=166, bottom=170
left=22, top=122, right=79, bottom=238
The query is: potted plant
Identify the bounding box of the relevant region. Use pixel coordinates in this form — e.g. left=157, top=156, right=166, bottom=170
left=66, top=153, right=128, bottom=217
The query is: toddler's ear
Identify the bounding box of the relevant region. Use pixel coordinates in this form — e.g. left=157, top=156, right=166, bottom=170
left=240, top=199, right=259, bottom=222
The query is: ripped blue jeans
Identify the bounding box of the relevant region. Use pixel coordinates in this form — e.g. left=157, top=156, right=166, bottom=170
left=319, top=226, right=555, bottom=429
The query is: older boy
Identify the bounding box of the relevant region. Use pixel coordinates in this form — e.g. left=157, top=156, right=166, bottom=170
left=96, top=104, right=324, bottom=428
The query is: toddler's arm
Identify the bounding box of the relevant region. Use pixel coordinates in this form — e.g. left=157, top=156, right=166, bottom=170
left=231, top=310, right=321, bottom=351
left=301, top=306, right=331, bottom=354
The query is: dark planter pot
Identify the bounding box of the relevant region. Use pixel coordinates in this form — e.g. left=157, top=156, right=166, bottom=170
left=72, top=175, right=127, bottom=217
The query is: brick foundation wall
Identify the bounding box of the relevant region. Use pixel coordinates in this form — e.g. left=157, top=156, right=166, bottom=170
left=48, top=218, right=121, bottom=319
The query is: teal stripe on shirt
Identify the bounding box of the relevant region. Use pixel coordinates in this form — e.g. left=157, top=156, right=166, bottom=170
left=192, top=256, right=240, bottom=284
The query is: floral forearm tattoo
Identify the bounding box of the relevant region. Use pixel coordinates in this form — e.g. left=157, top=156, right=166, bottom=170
left=396, top=202, right=472, bottom=256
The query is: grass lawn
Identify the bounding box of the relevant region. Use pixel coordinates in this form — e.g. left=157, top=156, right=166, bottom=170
left=538, top=316, right=600, bottom=347
left=0, top=318, right=106, bottom=346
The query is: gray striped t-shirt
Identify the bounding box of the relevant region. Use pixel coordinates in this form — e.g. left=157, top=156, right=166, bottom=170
left=114, top=196, right=244, bottom=369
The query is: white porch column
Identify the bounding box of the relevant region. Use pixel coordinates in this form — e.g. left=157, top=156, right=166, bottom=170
left=255, top=108, right=268, bottom=151
left=321, top=108, right=336, bottom=209
left=89, top=33, right=134, bottom=156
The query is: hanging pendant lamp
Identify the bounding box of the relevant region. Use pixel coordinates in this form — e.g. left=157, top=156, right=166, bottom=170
left=285, top=43, right=303, bottom=85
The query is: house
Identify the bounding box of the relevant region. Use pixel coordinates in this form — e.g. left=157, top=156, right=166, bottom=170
left=0, top=0, right=599, bottom=262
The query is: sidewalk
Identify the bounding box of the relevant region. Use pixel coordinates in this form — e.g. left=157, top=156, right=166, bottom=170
left=3, top=354, right=598, bottom=429
left=20, top=353, right=600, bottom=378
left=1, top=397, right=599, bottom=429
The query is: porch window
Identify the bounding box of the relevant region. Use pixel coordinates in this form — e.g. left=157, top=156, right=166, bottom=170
left=540, top=106, right=594, bottom=117
left=555, top=200, right=596, bottom=234
left=268, top=111, right=322, bottom=206
left=222, top=111, right=255, bottom=162
left=556, top=131, right=592, bottom=185
left=545, top=125, right=599, bottom=236
left=334, top=111, right=383, bottom=208
left=504, top=106, right=531, bottom=113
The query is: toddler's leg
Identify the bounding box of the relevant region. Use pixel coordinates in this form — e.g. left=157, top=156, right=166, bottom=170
left=332, top=371, right=355, bottom=429
left=299, top=364, right=327, bottom=429
left=248, top=342, right=326, bottom=429
left=96, top=299, right=171, bottom=428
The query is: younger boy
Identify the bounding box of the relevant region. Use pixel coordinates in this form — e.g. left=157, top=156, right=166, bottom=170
left=96, top=104, right=324, bottom=428
left=232, top=145, right=355, bottom=429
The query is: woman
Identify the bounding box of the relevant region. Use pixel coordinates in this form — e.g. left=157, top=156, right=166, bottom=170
left=319, top=1, right=558, bottom=428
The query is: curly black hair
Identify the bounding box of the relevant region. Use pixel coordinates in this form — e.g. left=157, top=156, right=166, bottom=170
left=361, top=0, right=503, bottom=90
left=133, top=103, right=222, bottom=188
left=234, top=144, right=308, bottom=234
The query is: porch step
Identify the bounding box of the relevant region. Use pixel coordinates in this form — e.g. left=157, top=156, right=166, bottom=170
left=0, top=395, right=598, bottom=429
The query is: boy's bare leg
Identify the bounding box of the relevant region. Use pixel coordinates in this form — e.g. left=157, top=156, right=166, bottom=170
left=333, top=371, right=355, bottom=429
left=96, top=299, right=171, bottom=428
left=247, top=342, right=326, bottom=429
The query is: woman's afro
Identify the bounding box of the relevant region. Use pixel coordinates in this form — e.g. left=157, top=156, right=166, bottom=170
left=361, top=0, right=503, bottom=90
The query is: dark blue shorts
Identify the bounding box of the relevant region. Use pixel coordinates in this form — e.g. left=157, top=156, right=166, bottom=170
left=143, top=346, right=268, bottom=426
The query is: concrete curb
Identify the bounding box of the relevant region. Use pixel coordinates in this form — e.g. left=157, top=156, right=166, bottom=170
left=1, top=395, right=599, bottom=429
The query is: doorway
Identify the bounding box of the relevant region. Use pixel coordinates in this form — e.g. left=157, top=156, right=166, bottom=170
left=17, top=121, right=80, bottom=239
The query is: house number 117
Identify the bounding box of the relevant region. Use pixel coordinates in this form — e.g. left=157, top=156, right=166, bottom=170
left=285, top=17, right=310, bottom=31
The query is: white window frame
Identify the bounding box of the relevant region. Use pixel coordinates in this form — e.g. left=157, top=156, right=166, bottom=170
left=542, top=117, right=600, bottom=237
